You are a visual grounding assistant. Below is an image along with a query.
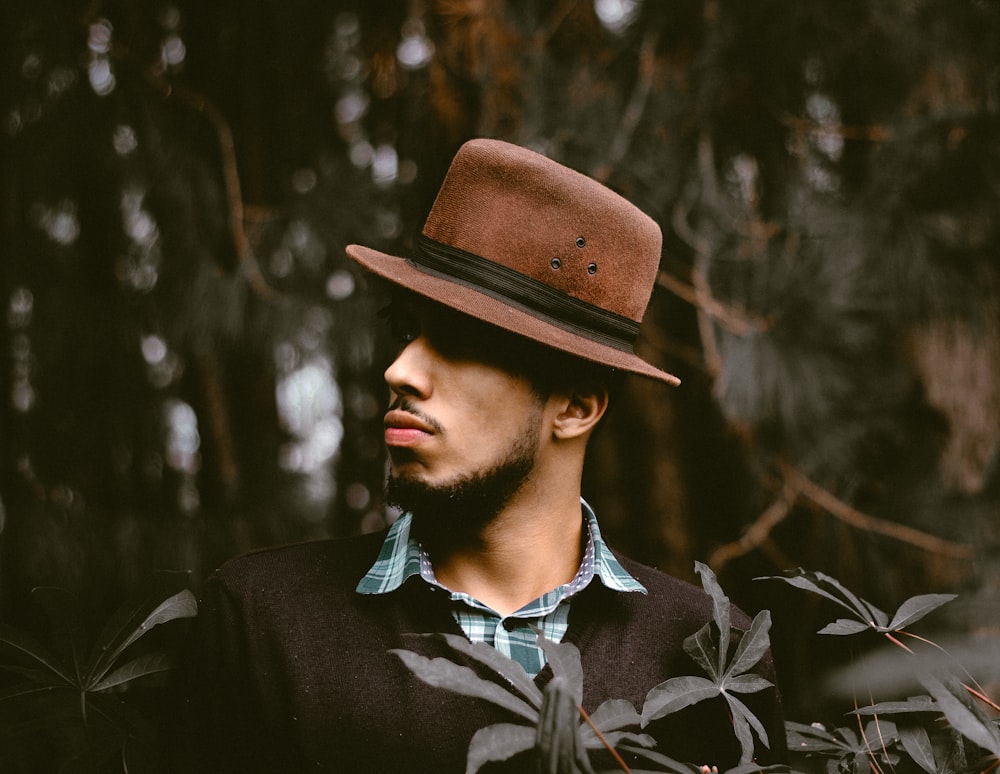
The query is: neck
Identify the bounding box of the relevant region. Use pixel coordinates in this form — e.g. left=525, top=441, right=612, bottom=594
left=427, top=477, right=585, bottom=617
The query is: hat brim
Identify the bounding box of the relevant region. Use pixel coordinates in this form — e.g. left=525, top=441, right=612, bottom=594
left=346, top=244, right=680, bottom=386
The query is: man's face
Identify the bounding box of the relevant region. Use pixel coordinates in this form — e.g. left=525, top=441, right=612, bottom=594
left=381, top=297, right=551, bottom=528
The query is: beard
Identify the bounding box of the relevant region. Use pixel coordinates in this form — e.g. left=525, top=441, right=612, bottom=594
left=385, top=412, right=541, bottom=553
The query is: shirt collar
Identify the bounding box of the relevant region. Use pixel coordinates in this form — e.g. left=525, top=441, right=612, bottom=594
left=356, top=498, right=646, bottom=596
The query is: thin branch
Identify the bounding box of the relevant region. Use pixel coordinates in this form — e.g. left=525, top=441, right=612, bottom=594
left=656, top=270, right=773, bottom=337
left=780, top=462, right=975, bottom=561
left=710, top=461, right=974, bottom=572
left=709, top=484, right=797, bottom=571
left=144, top=73, right=272, bottom=299
left=607, top=29, right=660, bottom=167
left=779, top=112, right=893, bottom=143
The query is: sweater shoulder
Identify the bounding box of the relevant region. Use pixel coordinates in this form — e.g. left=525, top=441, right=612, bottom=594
left=208, top=529, right=387, bottom=600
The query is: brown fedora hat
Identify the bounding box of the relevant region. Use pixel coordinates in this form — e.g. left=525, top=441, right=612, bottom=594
left=346, top=138, right=680, bottom=386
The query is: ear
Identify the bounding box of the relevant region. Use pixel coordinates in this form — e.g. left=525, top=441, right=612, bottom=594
left=551, top=388, right=609, bottom=440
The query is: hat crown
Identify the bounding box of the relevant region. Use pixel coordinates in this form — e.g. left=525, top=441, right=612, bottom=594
left=421, top=139, right=661, bottom=324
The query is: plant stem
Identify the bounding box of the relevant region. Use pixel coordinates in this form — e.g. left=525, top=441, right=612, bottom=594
left=883, top=632, right=915, bottom=654
left=577, top=705, right=630, bottom=773
left=961, top=682, right=1000, bottom=714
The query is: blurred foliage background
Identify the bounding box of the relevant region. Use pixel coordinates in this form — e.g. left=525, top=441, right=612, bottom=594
left=2, top=0, right=998, bottom=730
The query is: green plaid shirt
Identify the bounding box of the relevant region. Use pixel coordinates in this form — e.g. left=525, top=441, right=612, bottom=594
left=356, top=499, right=646, bottom=678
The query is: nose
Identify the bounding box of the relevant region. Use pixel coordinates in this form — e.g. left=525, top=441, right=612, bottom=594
left=384, top=336, right=433, bottom=401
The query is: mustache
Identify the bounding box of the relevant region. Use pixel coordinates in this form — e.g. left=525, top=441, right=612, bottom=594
left=388, top=398, right=445, bottom=433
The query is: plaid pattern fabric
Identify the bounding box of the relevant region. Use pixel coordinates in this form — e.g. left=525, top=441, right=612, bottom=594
left=357, top=499, right=646, bottom=677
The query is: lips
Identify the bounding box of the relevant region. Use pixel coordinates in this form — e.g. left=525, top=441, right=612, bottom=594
left=384, top=409, right=435, bottom=447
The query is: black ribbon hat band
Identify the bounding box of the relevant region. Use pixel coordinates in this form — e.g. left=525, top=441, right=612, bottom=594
left=409, top=235, right=641, bottom=354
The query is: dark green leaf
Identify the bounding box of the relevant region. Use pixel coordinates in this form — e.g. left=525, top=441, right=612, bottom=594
left=537, top=636, right=584, bottom=706
left=391, top=649, right=538, bottom=722
left=86, top=572, right=194, bottom=685
left=887, top=595, right=957, bottom=632
left=425, top=633, right=542, bottom=707
left=695, top=562, right=731, bottom=673
left=761, top=569, right=879, bottom=624
left=726, top=609, right=772, bottom=677
left=898, top=725, right=936, bottom=774
left=818, top=619, right=872, bottom=636
left=616, top=743, right=703, bottom=773
left=786, top=721, right=846, bottom=753
left=0, top=623, right=75, bottom=685
left=91, top=651, right=174, bottom=691
left=586, top=698, right=641, bottom=733
left=535, top=676, right=594, bottom=774
left=582, top=730, right=655, bottom=750
left=920, top=673, right=1000, bottom=756
left=464, top=723, right=535, bottom=774
left=0, top=681, right=72, bottom=703
left=723, top=674, right=773, bottom=694
left=730, top=704, right=755, bottom=766
left=30, top=587, right=86, bottom=679
left=853, top=696, right=939, bottom=715
left=726, top=692, right=770, bottom=760
left=641, top=675, right=718, bottom=725
left=682, top=622, right=719, bottom=678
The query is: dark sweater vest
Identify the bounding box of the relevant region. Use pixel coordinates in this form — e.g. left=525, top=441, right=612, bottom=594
left=172, top=530, right=785, bottom=772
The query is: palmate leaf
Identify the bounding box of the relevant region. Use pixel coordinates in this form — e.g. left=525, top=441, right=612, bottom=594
left=586, top=699, right=641, bottom=733
left=616, top=743, right=704, bottom=774
left=90, top=651, right=174, bottom=692
left=727, top=610, right=772, bottom=677
left=897, top=725, right=936, bottom=774
left=886, top=594, right=958, bottom=631
left=682, top=622, right=719, bottom=678
left=85, top=572, right=196, bottom=687
left=465, top=722, right=536, bottom=774
left=758, top=568, right=887, bottom=628
left=0, top=623, right=75, bottom=686
left=580, top=699, right=652, bottom=750
left=853, top=696, right=940, bottom=716
left=920, top=672, right=1000, bottom=757
left=538, top=636, right=585, bottom=706
left=818, top=619, right=872, bottom=636
left=694, top=562, right=731, bottom=673
left=760, top=569, right=955, bottom=636
left=391, top=649, right=538, bottom=722
left=536, top=675, right=595, bottom=774
left=725, top=692, right=770, bottom=765
left=641, top=675, right=720, bottom=724
left=420, top=633, right=543, bottom=707
left=30, top=586, right=87, bottom=678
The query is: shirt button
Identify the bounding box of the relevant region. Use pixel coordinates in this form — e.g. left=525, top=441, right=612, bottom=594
left=502, top=618, right=517, bottom=632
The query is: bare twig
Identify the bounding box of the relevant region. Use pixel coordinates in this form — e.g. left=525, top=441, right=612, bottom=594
left=780, top=462, right=975, bottom=561
left=709, top=484, right=797, bottom=571
left=656, top=270, right=773, bottom=337
left=779, top=112, right=893, bottom=143
left=710, top=461, right=974, bottom=572
left=144, top=73, right=272, bottom=298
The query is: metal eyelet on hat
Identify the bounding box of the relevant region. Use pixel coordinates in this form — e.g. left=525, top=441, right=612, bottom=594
left=588, top=263, right=597, bottom=274
left=550, top=257, right=561, bottom=269
left=576, top=236, right=586, bottom=248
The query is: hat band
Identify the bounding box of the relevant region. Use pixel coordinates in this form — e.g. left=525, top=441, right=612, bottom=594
left=410, top=235, right=640, bottom=353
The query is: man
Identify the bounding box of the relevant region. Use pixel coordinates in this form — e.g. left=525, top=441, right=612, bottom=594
left=175, top=139, right=784, bottom=771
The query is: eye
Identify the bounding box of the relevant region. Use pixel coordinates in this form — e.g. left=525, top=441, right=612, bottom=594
left=380, top=303, right=421, bottom=346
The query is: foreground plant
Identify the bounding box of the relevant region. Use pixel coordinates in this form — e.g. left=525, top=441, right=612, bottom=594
left=0, top=571, right=197, bottom=772
left=393, top=562, right=783, bottom=773
left=763, top=568, right=1000, bottom=774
